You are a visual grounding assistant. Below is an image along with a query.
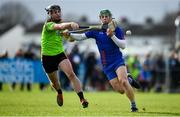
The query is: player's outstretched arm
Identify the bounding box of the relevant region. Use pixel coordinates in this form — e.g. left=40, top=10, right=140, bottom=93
left=70, top=33, right=87, bottom=41
left=62, top=30, right=88, bottom=41
left=54, top=22, right=79, bottom=30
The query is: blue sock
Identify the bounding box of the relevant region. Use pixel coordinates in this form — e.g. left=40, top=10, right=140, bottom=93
left=128, top=77, right=133, bottom=84
left=131, top=101, right=136, bottom=108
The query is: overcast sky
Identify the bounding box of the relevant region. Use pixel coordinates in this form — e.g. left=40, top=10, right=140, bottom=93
left=1, top=0, right=180, bottom=24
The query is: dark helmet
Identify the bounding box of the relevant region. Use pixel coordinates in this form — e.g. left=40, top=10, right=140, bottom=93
left=45, top=4, right=61, bottom=13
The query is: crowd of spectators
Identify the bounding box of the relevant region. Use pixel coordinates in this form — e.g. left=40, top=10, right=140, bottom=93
left=126, top=49, right=180, bottom=93
left=0, top=45, right=179, bottom=93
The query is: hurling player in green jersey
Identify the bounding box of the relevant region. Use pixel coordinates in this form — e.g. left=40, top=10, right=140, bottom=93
left=41, top=4, right=88, bottom=108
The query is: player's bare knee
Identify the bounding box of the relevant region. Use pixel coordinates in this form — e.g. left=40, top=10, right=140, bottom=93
left=67, top=72, right=76, bottom=81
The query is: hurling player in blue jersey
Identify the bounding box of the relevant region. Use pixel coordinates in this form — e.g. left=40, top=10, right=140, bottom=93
left=63, top=9, right=138, bottom=112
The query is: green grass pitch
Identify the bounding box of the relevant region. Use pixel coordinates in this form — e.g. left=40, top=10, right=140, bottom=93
left=0, top=84, right=180, bottom=116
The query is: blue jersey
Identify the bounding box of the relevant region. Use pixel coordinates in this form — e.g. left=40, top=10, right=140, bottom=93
left=85, top=27, right=125, bottom=66
left=85, top=27, right=125, bottom=80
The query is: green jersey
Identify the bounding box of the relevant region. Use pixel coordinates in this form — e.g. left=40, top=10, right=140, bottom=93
left=41, top=22, right=64, bottom=56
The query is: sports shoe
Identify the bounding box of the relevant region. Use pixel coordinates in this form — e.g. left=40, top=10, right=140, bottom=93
left=131, top=107, right=138, bottom=112
left=80, top=99, right=89, bottom=108
left=57, top=93, right=63, bottom=107
left=128, top=73, right=141, bottom=89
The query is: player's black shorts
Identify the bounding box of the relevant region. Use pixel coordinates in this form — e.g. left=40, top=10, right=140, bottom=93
left=42, top=52, right=67, bottom=73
